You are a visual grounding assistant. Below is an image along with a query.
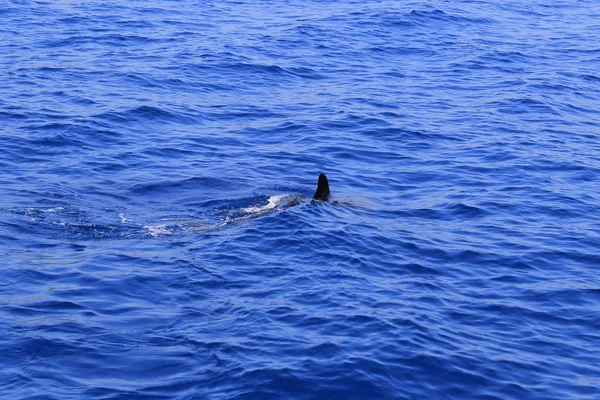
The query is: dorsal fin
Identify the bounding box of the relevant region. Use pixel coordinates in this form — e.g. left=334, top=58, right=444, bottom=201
left=313, top=173, right=330, bottom=201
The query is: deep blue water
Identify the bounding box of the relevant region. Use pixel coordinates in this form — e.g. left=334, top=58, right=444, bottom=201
left=2, top=0, right=600, bottom=399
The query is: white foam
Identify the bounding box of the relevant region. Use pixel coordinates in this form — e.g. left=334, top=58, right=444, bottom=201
left=143, top=225, right=172, bottom=237
left=119, top=213, right=128, bottom=223
left=242, top=195, right=287, bottom=213
left=43, top=207, right=64, bottom=213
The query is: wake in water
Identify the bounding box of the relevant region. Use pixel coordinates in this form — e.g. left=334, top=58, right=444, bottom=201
left=160, top=193, right=319, bottom=236
left=144, top=173, right=332, bottom=236
left=8, top=195, right=310, bottom=239
left=8, top=174, right=334, bottom=239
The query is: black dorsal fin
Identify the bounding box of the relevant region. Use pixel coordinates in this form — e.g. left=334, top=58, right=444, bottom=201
left=313, top=173, right=330, bottom=201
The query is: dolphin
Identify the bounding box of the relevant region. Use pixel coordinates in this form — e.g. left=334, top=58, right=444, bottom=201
left=177, top=174, right=332, bottom=234
left=268, top=173, right=331, bottom=208
left=242, top=173, right=331, bottom=213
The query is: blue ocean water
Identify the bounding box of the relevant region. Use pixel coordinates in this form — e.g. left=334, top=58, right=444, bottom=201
left=1, top=0, right=600, bottom=398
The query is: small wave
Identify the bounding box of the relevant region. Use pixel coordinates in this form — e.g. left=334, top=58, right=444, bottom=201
left=0, top=110, right=28, bottom=120
left=129, top=105, right=178, bottom=120
left=490, top=98, right=560, bottom=115
left=408, top=9, right=496, bottom=24
left=130, top=177, right=245, bottom=195
left=94, top=105, right=200, bottom=125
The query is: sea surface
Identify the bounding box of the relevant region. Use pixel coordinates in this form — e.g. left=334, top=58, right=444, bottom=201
left=1, top=1, right=600, bottom=399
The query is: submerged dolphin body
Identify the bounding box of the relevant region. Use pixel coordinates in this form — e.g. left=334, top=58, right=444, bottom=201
left=240, top=173, right=331, bottom=214
left=179, top=174, right=331, bottom=234
left=279, top=173, right=331, bottom=208
left=257, top=173, right=330, bottom=210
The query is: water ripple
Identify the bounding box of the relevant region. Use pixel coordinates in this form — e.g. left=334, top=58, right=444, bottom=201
left=1, top=0, right=600, bottom=399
